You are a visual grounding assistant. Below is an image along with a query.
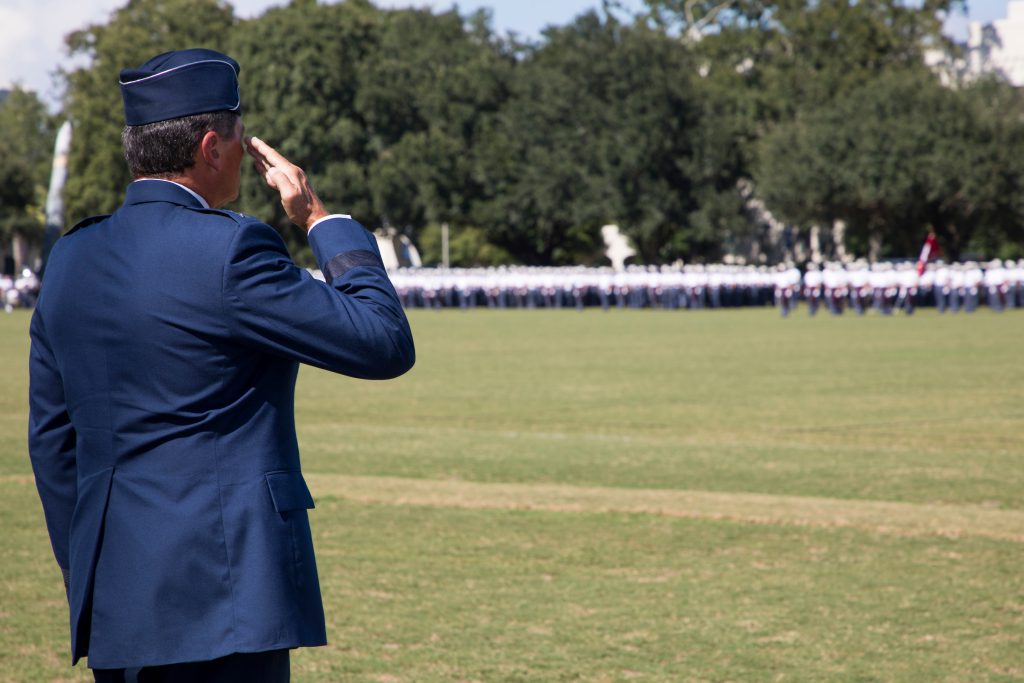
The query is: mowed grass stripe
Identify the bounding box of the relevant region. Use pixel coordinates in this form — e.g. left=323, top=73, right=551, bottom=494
left=6, top=472, right=1020, bottom=540
left=306, top=474, right=1024, bottom=542
left=303, top=420, right=1023, bottom=457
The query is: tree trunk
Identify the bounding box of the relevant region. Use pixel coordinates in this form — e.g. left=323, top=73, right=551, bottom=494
left=831, top=219, right=849, bottom=263
left=809, top=225, right=822, bottom=264
left=868, top=232, right=882, bottom=263
left=13, top=232, right=31, bottom=273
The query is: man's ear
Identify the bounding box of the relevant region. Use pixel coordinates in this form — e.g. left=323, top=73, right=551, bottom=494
left=199, top=130, right=222, bottom=170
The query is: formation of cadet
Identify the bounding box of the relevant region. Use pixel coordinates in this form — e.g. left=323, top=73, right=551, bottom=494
left=793, top=259, right=1024, bottom=316
left=387, top=264, right=778, bottom=310
left=383, top=259, right=1024, bottom=313
left=15, top=258, right=1019, bottom=315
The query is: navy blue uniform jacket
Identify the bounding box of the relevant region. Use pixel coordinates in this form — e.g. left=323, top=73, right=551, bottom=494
left=28, top=180, right=415, bottom=669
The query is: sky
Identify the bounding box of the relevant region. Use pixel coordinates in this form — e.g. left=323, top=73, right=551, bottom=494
left=0, top=0, right=1012, bottom=108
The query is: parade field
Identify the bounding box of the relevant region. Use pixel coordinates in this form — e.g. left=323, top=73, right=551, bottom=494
left=1, top=307, right=1022, bottom=682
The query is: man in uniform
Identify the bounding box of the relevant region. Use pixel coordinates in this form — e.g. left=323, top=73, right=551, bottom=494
left=895, top=261, right=920, bottom=315
left=963, top=261, right=983, bottom=313
left=28, top=49, right=415, bottom=682
left=802, top=262, right=822, bottom=316
left=773, top=262, right=800, bottom=317
left=823, top=262, right=848, bottom=315
left=933, top=261, right=951, bottom=312
left=983, top=259, right=1007, bottom=312
left=843, top=261, right=862, bottom=315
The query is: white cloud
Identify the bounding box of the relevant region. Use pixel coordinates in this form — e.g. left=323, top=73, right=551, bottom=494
left=371, top=0, right=454, bottom=8
left=0, top=3, right=50, bottom=93
left=0, top=0, right=283, bottom=106
left=0, top=0, right=124, bottom=102
left=230, top=0, right=286, bottom=17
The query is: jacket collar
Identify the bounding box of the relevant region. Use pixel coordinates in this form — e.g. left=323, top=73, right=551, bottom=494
left=125, top=179, right=210, bottom=208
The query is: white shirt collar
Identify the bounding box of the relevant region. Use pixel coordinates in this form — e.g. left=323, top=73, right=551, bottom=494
left=133, top=178, right=210, bottom=209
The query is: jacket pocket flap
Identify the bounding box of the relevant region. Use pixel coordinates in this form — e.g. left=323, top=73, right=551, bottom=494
left=265, top=470, right=315, bottom=512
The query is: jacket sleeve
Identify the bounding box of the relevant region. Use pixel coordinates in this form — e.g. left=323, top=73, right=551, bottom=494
left=28, top=308, right=77, bottom=590
left=222, top=216, right=415, bottom=379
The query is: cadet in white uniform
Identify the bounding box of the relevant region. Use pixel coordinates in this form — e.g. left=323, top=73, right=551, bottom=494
left=963, top=262, right=984, bottom=313
left=895, top=262, right=919, bottom=314
left=983, top=259, right=1008, bottom=312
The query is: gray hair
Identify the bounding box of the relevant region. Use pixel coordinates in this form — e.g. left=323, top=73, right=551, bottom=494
left=122, top=110, right=239, bottom=179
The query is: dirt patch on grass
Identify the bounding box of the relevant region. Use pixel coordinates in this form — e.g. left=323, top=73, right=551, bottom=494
left=307, top=474, right=1024, bottom=543
left=6, top=472, right=1020, bottom=541
left=0, top=475, right=35, bottom=484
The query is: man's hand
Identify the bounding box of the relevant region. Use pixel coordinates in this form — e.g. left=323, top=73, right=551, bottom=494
left=245, top=136, right=329, bottom=233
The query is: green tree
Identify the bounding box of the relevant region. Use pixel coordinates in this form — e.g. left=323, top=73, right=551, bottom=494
left=0, top=149, right=38, bottom=243
left=0, top=88, right=57, bottom=191
left=230, top=0, right=380, bottom=253
left=232, top=2, right=513, bottom=261
left=645, top=0, right=959, bottom=106
left=416, top=222, right=513, bottom=267
left=643, top=0, right=966, bottom=259
left=0, top=88, right=56, bottom=245
left=926, top=77, right=1024, bottom=260
left=757, top=69, right=1024, bottom=260
left=475, top=13, right=705, bottom=264
left=62, top=0, right=236, bottom=224
left=357, top=8, right=513, bottom=239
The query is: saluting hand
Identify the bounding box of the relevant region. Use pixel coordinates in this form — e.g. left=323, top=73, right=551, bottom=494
left=245, top=136, right=329, bottom=233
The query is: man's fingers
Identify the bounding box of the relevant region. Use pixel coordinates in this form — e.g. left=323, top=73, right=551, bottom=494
left=267, top=167, right=300, bottom=197
left=264, top=166, right=282, bottom=189
left=270, top=169, right=310, bottom=214
left=251, top=158, right=277, bottom=189
left=245, top=135, right=324, bottom=229
left=250, top=155, right=268, bottom=176
left=248, top=136, right=291, bottom=169
left=247, top=136, right=306, bottom=193
left=246, top=137, right=285, bottom=184
left=244, top=137, right=270, bottom=168
left=270, top=164, right=305, bottom=198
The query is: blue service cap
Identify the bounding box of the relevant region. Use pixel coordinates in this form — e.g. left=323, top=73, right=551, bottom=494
left=120, top=48, right=241, bottom=126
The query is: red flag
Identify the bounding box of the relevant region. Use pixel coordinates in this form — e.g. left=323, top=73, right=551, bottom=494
left=916, top=233, right=938, bottom=276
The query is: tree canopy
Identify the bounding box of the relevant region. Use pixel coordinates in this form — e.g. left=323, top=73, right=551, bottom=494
left=758, top=69, right=1024, bottom=260
left=44, top=0, right=1024, bottom=266
left=473, top=13, right=707, bottom=264
left=0, top=88, right=56, bottom=245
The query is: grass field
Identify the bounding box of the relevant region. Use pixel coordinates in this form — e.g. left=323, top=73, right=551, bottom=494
left=1, top=307, right=1022, bottom=681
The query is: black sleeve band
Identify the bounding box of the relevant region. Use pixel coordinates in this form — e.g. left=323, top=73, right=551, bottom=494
left=322, top=250, right=385, bottom=281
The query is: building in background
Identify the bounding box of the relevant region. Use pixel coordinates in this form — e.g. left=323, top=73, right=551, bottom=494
left=969, top=0, right=1024, bottom=86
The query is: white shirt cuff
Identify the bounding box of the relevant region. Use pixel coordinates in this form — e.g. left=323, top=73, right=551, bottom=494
left=308, top=213, right=352, bottom=234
